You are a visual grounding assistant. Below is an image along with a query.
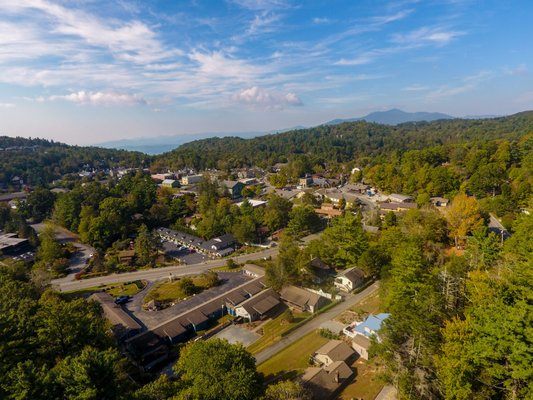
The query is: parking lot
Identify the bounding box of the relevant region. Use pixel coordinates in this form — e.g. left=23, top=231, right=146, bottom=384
left=161, top=241, right=208, bottom=265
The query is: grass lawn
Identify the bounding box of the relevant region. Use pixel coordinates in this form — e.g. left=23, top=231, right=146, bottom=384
left=338, top=358, right=385, bottom=400
left=64, top=280, right=145, bottom=299
left=143, top=275, right=215, bottom=304
left=257, top=330, right=329, bottom=380
left=247, top=307, right=311, bottom=355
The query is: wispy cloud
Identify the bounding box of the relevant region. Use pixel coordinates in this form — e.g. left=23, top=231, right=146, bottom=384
left=427, top=70, right=490, bottom=99
left=232, top=86, right=302, bottom=109
left=312, top=17, right=333, bottom=25
left=0, top=102, right=15, bottom=108
left=402, top=84, right=429, bottom=91
left=42, top=91, right=147, bottom=106
left=503, top=64, right=528, bottom=76
left=391, top=26, right=465, bottom=46
left=229, top=0, right=290, bottom=11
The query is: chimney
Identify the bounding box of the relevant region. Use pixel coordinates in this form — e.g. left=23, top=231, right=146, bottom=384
left=334, top=371, right=339, bottom=383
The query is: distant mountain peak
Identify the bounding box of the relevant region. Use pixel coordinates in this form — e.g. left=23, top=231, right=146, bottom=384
left=325, top=109, right=454, bottom=125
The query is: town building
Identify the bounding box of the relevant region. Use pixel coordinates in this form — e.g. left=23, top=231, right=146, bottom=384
left=430, top=197, right=450, bottom=207
left=161, top=179, right=180, bottom=188
left=343, top=313, right=390, bottom=341
left=280, top=285, right=330, bottom=313
left=313, top=339, right=356, bottom=367
left=0, top=232, right=30, bottom=255
left=89, top=292, right=142, bottom=341
left=180, top=174, right=203, bottom=186
left=221, top=180, right=245, bottom=199
left=302, top=360, right=354, bottom=399
left=234, top=288, right=280, bottom=322
left=334, top=267, right=365, bottom=292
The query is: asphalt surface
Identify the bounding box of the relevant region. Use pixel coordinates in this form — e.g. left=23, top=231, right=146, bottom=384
left=53, top=232, right=320, bottom=292
left=254, top=282, right=380, bottom=364
left=53, top=246, right=279, bottom=292
left=125, top=272, right=251, bottom=329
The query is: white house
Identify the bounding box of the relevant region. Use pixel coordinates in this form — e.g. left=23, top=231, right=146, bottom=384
left=334, top=268, right=365, bottom=292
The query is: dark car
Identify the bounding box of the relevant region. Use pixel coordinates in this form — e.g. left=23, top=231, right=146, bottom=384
left=114, top=296, right=130, bottom=305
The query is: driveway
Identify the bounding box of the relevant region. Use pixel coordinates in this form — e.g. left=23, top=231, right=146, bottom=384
left=125, top=272, right=251, bottom=329
left=31, top=223, right=96, bottom=283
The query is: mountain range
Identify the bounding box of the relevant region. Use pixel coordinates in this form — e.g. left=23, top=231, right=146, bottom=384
left=324, top=109, right=454, bottom=125
left=96, top=109, right=494, bottom=154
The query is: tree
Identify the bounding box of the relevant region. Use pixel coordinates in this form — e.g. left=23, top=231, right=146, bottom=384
left=358, top=243, right=390, bottom=277
left=263, top=194, right=292, bottom=232
left=319, top=212, right=368, bottom=268
left=286, top=205, right=321, bottom=237
left=36, top=223, right=65, bottom=272
left=26, top=188, right=56, bottom=222
left=226, top=258, right=238, bottom=269
left=37, top=291, right=109, bottom=359
left=177, top=277, right=197, bottom=297
left=202, top=271, right=220, bottom=288
left=446, top=194, right=484, bottom=247
left=134, top=224, right=157, bottom=266
left=174, top=339, right=262, bottom=400
left=133, top=375, right=181, bottom=400
left=264, top=380, right=310, bottom=400
left=52, top=346, right=128, bottom=400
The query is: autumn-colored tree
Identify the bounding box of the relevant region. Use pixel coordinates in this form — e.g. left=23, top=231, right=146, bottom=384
left=446, top=194, right=483, bottom=247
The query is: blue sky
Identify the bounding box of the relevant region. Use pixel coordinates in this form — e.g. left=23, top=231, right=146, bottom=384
left=0, top=0, right=532, bottom=145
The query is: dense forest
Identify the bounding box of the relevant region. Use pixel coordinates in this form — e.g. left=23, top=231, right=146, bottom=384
left=0, top=136, right=150, bottom=188
left=155, top=112, right=533, bottom=170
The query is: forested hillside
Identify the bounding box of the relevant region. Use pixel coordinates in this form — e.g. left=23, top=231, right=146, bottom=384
left=0, top=136, right=150, bottom=188
left=155, top=111, right=533, bottom=170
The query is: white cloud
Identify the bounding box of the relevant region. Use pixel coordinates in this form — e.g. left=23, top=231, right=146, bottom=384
left=0, top=102, right=15, bottom=108
left=45, top=91, right=146, bottom=106
left=335, top=56, right=374, bottom=66
left=312, top=17, right=332, bottom=25
left=402, top=84, right=429, bottom=91
left=189, top=50, right=268, bottom=80
left=229, top=0, right=289, bottom=11
left=427, top=71, right=490, bottom=99
left=503, top=64, right=528, bottom=76
left=232, top=86, right=302, bottom=109
left=391, top=27, right=465, bottom=46
left=0, top=0, right=180, bottom=65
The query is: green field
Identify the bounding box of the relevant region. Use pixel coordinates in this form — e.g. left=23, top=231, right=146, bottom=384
left=257, top=330, right=329, bottom=380
left=247, top=307, right=311, bottom=354
left=143, top=274, right=216, bottom=304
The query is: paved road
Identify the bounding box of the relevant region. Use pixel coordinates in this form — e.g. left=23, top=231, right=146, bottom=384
left=53, top=246, right=280, bottom=292
left=53, top=232, right=322, bottom=292
left=125, top=272, right=251, bottom=329
left=254, top=282, right=380, bottom=364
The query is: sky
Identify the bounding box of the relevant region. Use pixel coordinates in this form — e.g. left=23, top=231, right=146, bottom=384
left=0, top=0, right=532, bottom=145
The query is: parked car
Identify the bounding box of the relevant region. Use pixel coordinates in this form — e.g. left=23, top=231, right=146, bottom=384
left=114, top=296, right=130, bottom=305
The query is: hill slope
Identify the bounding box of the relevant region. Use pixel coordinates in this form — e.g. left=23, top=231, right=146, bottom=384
left=157, top=111, right=533, bottom=170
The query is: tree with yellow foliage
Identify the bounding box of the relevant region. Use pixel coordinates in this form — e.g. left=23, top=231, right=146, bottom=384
left=446, top=193, right=484, bottom=247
